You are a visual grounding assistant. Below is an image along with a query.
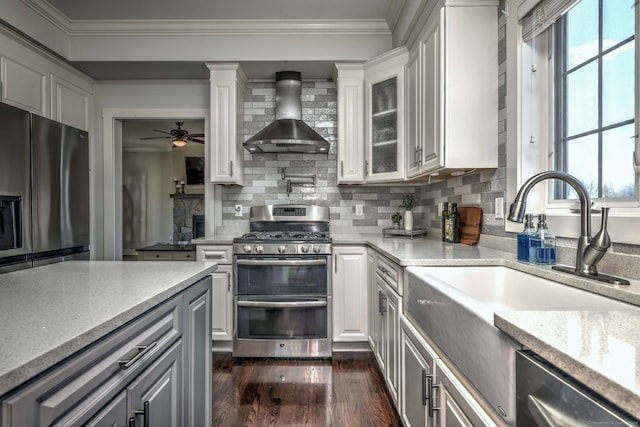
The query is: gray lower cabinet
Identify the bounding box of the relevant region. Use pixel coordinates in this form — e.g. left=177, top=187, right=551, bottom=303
left=401, top=316, right=438, bottom=427
left=84, top=391, right=127, bottom=426
left=0, top=276, right=212, bottom=427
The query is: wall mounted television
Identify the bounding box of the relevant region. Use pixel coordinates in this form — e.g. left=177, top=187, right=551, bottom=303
left=185, top=157, right=205, bottom=185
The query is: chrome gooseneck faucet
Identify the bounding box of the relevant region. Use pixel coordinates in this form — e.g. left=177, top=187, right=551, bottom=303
left=508, top=171, right=630, bottom=286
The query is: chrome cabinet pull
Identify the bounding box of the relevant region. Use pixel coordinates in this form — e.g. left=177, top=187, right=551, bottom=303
left=364, top=160, right=369, bottom=177
left=132, top=401, right=150, bottom=427
left=422, top=369, right=428, bottom=406
left=427, top=374, right=440, bottom=418
left=227, top=271, right=231, bottom=291
left=118, top=341, right=157, bottom=369
left=230, top=161, right=234, bottom=177
left=418, top=147, right=423, bottom=164
left=341, top=160, right=344, bottom=177
left=378, top=290, right=387, bottom=314
left=334, top=254, right=337, bottom=273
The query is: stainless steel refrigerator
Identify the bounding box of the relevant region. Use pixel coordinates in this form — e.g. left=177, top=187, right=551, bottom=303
left=0, top=102, right=90, bottom=272
left=0, top=102, right=32, bottom=272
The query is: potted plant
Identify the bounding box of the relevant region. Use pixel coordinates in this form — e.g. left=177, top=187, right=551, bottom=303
left=391, top=212, right=403, bottom=229
left=399, top=193, right=417, bottom=231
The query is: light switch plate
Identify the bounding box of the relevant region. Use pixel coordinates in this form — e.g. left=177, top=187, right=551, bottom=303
left=495, top=198, right=504, bottom=219
left=235, top=205, right=242, bottom=217
left=355, top=204, right=364, bottom=216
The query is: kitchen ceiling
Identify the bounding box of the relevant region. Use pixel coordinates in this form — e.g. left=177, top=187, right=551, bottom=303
left=41, top=0, right=393, bottom=80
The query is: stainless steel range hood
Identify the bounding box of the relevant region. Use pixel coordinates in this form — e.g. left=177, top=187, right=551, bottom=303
left=243, top=71, right=331, bottom=154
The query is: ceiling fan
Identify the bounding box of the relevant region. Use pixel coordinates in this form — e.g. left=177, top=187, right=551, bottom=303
left=140, top=122, right=205, bottom=147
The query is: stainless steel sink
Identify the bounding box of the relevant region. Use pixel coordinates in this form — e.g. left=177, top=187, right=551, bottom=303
left=404, top=265, right=634, bottom=426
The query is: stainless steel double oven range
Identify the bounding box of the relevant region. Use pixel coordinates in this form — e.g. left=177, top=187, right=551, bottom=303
left=233, top=205, right=332, bottom=358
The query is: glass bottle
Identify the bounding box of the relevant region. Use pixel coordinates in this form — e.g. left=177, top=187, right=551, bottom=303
left=441, top=202, right=449, bottom=241
left=532, top=214, right=556, bottom=264
left=517, top=214, right=536, bottom=262
left=445, top=203, right=461, bottom=243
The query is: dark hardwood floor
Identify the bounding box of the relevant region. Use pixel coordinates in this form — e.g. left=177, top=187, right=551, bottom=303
left=212, top=352, right=402, bottom=427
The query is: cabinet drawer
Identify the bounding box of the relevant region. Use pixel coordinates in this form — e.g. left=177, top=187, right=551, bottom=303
left=1, top=295, right=183, bottom=426
left=376, top=254, right=403, bottom=295
left=172, top=251, right=196, bottom=261
left=196, top=245, right=232, bottom=264
left=139, top=251, right=173, bottom=261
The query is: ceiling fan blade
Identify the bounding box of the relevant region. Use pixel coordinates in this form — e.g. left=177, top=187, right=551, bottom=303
left=140, top=136, right=172, bottom=140
left=189, top=133, right=205, bottom=137
left=152, top=129, right=173, bottom=135
left=189, top=138, right=205, bottom=144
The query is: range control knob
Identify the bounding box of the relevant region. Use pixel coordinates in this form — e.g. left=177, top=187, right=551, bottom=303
left=313, top=246, right=322, bottom=254
left=300, top=245, right=310, bottom=253
left=278, top=245, right=287, bottom=254
left=254, top=245, right=264, bottom=254
left=243, top=245, right=253, bottom=253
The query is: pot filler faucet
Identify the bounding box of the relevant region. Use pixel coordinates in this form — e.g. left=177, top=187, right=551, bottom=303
left=508, top=171, right=630, bottom=286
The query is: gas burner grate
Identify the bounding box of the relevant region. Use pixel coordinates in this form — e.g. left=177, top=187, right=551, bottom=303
left=238, top=231, right=331, bottom=241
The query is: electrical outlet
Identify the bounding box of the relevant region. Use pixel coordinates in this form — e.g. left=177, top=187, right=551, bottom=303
left=355, top=204, right=364, bottom=216
left=495, top=197, right=504, bottom=219
left=235, top=204, right=242, bottom=217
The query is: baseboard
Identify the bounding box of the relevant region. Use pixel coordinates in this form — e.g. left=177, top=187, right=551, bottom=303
left=332, top=341, right=372, bottom=352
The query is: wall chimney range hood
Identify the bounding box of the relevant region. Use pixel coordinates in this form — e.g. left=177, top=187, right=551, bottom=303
left=243, top=71, right=331, bottom=154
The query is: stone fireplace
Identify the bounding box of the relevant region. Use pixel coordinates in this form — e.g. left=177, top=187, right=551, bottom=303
left=171, top=194, right=204, bottom=243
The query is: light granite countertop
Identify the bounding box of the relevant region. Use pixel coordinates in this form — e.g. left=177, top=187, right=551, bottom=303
left=0, top=260, right=217, bottom=397
left=495, top=311, right=640, bottom=420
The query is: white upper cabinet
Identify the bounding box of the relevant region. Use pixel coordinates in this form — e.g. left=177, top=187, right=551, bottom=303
left=207, top=63, right=246, bottom=185
left=0, top=31, right=93, bottom=131
left=50, top=73, right=92, bottom=131
left=406, top=2, right=498, bottom=179
left=335, top=47, right=408, bottom=184
left=364, top=47, right=408, bottom=183
left=334, top=64, right=365, bottom=184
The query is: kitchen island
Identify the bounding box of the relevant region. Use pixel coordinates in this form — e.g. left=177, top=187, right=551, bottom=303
left=0, top=260, right=216, bottom=426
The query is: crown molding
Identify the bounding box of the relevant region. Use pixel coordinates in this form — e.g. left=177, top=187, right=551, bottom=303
left=20, top=0, right=71, bottom=33
left=386, top=0, right=406, bottom=33
left=68, top=19, right=391, bottom=36
left=20, top=1, right=391, bottom=36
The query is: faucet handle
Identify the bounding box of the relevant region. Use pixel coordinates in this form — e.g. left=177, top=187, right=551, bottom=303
left=591, top=207, right=611, bottom=251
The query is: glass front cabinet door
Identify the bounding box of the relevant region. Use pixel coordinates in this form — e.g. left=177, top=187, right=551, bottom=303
left=364, top=47, right=408, bottom=182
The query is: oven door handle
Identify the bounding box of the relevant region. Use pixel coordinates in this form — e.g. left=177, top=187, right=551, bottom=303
left=236, top=300, right=327, bottom=308
left=236, top=259, right=327, bottom=266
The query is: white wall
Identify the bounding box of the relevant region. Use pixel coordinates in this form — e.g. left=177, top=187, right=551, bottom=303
left=92, top=80, right=209, bottom=259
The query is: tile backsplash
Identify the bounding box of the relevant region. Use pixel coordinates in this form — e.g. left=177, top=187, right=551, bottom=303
left=214, top=3, right=640, bottom=281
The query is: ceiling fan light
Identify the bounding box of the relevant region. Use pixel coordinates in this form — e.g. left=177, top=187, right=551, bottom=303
left=172, top=137, right=187, bottom=147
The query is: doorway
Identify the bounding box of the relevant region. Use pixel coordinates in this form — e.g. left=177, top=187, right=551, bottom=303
left=121, top=119, right=205, bottom=259
left=101, top=108, right=210, bottom=260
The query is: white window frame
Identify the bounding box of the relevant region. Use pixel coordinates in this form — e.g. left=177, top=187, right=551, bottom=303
left=505, top=0, right=640, bottom=244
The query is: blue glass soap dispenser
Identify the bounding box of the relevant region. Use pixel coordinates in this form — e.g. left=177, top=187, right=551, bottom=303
left=517, top=214, right=536, bottom=261
left=532, top=214, right=556, bottom=264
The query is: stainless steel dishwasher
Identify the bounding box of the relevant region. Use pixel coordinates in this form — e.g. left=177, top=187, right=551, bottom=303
left=516, top=350, right=639, bottom=426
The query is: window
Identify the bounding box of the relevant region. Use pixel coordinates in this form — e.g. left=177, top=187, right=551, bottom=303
left=554, top=0, right=636, bottom=200
left=505, top=0, right=640, bottom=243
